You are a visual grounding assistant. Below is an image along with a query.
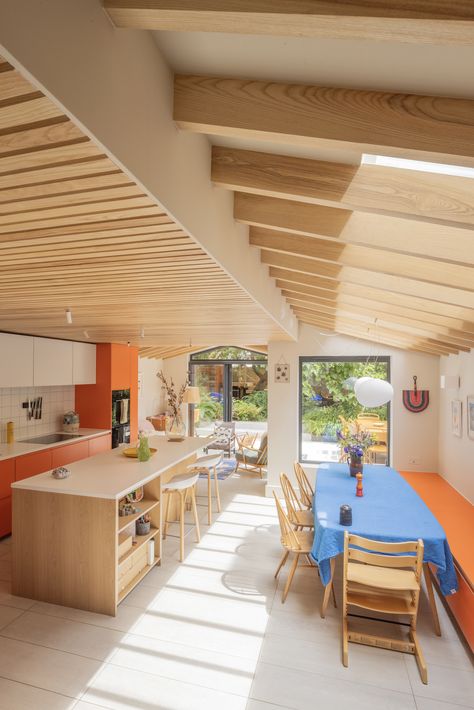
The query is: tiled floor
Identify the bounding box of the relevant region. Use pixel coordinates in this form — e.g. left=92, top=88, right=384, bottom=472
left=0, top=472, right=472, bottom=709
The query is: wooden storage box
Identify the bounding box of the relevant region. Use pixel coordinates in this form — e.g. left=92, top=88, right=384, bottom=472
left=119, top=547, right=147, bottom=591
left=118, top=532, right=133, bottom=559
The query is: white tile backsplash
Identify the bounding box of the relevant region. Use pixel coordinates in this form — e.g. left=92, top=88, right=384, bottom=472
left=0, top=386, right=75, bottom=443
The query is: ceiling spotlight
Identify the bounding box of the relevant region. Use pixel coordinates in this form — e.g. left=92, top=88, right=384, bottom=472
left=127, top=341, right=131, bottom=347
left=83, top=330, right=90, bottom=339
left=140, top=327, right=145, bottom=338
left=65, top=309, right=72, bottom=324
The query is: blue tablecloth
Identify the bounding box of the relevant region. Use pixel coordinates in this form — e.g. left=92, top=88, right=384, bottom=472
left=311, top=463, right=458, bottom=596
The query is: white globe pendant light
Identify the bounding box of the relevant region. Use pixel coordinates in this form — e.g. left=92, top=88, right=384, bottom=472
left=354, top=377, right=394, bottom=407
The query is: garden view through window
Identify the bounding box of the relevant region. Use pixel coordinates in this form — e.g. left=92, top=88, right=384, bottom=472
left=190, top=346, right=267, bottom=439
left=300, top=356, right=390, bottom=465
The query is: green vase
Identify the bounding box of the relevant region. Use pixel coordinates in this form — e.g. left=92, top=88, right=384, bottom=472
left=137, top=435, right=151, bottom=462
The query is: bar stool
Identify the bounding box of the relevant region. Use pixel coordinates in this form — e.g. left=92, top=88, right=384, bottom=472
left=162, top=472, right=200, bottom=562
left=187, top=452, right=223, bottom=525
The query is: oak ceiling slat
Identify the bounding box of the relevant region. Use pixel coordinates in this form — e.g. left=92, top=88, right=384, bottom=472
left=251, top=226, right=474, bottom=291
left=262, top=252, right=474, bottom=309
left=0, top=70, right=41, bottom=103
left=236, top=193, right=474, bottom=265
left=0, top=142, right=103, bottom=175
left=175, top=75, right=474, bottom=164
left=286, top=296, right=474, bottom=348
left=0, top=158, right=120, bottom=190
left=0, top=184, right=143, bottom=211
left=0, top=206, right=165, bottom=234
left=213, top=146, right=474, bottom=228
left=0, top=172, right=134, bottom=202
left=0, top=96, right=63, bottom=132
left=0, top=195, right=157, bottom=225
left=0, top=232, right=190, bottom=254
left=104, top=0, right=474, bottom=44
left=0, top=118, right=85, bottom=156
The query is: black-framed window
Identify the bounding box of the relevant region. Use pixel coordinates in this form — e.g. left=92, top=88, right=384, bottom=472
left=299, top=356, right=391, bottom=465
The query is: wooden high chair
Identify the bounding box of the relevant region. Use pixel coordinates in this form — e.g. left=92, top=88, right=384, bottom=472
left=342, top=532, right=427, bottom=684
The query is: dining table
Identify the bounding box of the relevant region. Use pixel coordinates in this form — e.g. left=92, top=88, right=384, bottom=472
left=311, top=463, right=458, bottom=631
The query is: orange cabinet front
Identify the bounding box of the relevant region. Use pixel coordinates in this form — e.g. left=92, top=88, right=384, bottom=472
left=0, top=497, right=12, bottom=538
left=88, top=433, right=111, bottom=457
left=0, top=460, right=14, bottom=499
left=51, top=440, right=89, bottom=468
left=15, top=450, right=52, bottom=481
left=446, top=566, right=474, bottom=653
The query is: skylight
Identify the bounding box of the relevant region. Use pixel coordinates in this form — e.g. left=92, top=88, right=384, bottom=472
left=361, top=154, right=474, bottom=179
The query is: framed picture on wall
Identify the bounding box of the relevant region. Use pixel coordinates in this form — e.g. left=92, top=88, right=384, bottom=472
left=451, top=400, right=462, bottom=438
left=467, top=396, right=474, bottom=440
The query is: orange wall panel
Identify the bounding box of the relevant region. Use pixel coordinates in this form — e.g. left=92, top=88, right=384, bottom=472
left=0, top=497, right=11, bottom=538
left=111, top=343, right=131, bottom=390
left=129, top=346, right=138, bottom=442
left=75, top=343, right=112, bottom=429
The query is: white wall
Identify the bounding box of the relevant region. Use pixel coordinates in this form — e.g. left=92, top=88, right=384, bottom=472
left=138, top=358, right=163, bottom=424
left=161, top=354, right=191, bottom=427
left=267, top=324, right=440, bottom=495
left=439, top=351, right=474, bottom=503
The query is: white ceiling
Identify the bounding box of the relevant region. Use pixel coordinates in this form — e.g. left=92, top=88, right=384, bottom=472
left=153, top=31, right=474, bottom=165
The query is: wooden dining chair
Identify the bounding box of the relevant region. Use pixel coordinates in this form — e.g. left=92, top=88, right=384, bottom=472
left=273, top=492, right=317, bottom=602
left=293, top=461, right=314, bottom=510
left=342, top=532, right=427, bottom=684
left=280, top=473, right=314, bottom=530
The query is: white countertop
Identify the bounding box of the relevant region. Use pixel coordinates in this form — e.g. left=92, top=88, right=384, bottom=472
left=0, top=429, right=111, bottom=461
left=11, top=435, right=213, bottom=500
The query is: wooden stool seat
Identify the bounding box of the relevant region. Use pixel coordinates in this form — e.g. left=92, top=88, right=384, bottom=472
left=163, top=472, right=200, bottom=562
left=188, top=452, right=223, bottom=525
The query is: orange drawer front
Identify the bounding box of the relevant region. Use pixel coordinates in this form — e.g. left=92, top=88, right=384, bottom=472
left=0, top=460, right=14, bottom=499
left=0, top=497, right=12, bottom=538
left=446, top=566, right=474, bottom=653
left=15, top=450, right=52, bottom=481
left=88, top=434, right=111, bottom=457
left=51, top=440, right=89, bottom=468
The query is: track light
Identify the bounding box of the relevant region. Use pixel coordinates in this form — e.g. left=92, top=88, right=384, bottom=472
left=140, top=327, right=145, bottom=338
left=65, top=309, right=72, bottom=324
left=83, top=330, right=90, bottom=339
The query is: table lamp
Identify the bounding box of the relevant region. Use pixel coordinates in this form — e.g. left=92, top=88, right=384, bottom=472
left=183, top=386, right=200, bottom=436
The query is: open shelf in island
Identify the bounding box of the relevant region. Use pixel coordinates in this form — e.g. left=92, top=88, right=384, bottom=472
left=118, top=526, right=159, bottom=566
left=118, top=556, right=160, bottom=603
left=117, top=498, right=159, bottom=533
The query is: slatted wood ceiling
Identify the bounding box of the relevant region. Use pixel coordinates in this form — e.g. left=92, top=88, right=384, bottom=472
left=139, top=344, right=268, bottom=360
left=0, top=54, right=289, bottom=349
left=170, top=74, right=474, bottom=356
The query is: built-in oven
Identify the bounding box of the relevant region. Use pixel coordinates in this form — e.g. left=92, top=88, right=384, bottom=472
left=111, top=389, right=130, bottom=448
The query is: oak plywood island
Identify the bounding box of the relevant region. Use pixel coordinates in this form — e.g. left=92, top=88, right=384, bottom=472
left=11, top=436, right=212, bottom=616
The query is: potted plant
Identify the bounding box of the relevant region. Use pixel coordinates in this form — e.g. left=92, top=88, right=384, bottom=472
left=337, top=429, right=374, bottom=477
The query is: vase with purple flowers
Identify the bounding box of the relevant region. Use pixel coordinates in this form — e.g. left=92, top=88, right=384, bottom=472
left=336, top=429, right=374, bottom=477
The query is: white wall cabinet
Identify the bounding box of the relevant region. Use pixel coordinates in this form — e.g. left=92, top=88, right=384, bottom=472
left=0, top=333, right=34, bottom=387
left=73, top=342, right=96, bottom=384
left=33, top=338, right=73, bottom=386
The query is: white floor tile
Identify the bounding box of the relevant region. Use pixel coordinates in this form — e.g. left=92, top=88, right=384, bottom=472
left=0, top=603, right=25, bottom=630
left=405, top=658, right=474, bottom=707
left=250, top=661, right=417, bottom=710
left=0, top=677, right=76, bottom=710
left=0, top=636, right=103, bottom=698
left=0, top=558, right=11, bottom=582
left=0, top=611, right=124, bottom=662
left=415, top=698, right=473, bottom=710
left=0, top=581, right=35, bottom=611
left=82, top=663, right=249, bottom=710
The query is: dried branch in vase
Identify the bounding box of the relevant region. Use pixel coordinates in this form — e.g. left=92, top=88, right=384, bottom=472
left=157, top=371, right=190, bottom=419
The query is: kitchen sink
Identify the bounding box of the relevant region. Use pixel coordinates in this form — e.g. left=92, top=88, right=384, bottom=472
left=20, top=433, right=83, bottom=445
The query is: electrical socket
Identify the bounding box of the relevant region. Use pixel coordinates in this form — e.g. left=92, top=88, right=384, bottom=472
left=409, top=457, right=420, bottom=465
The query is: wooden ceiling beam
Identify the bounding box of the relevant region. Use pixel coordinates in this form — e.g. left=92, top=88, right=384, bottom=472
left=104, top=0, right=474, bottom=44
left=235, top=193, right=474, bottom=266
left=176, top=76, right=474, bottom=166
left=261, top=252, right=474, bottom=310
left=270, top=268, right=474, bottom=323
left=282, top=289, right=474, bottom=336
left=292, top=308, right=461, bottom=355
left=213, top=147, right=474, bottom=228
left=286, top=296, right=474, bottom=349
left=252, top=226, right=474, bottom=291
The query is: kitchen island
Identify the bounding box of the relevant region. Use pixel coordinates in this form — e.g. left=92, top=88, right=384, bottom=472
left=11, top=435, right=211, bottom=615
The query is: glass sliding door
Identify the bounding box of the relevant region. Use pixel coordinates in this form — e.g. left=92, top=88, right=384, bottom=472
left=299, top=356, right=390, bottom=465
left=190, top=347, right=268, bottom=438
